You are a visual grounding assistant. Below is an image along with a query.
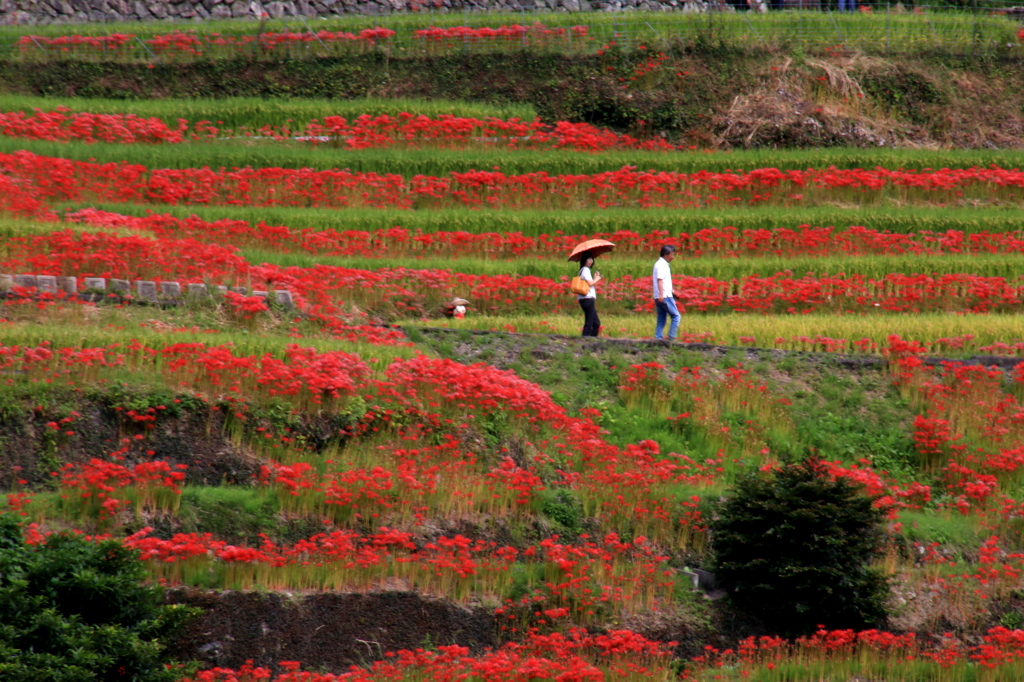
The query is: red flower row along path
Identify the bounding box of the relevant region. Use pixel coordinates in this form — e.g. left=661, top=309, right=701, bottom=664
left=7, top=228, right=1024, bottom=317
left=3, top=151, right=1024, bottom=211
left=0, top=109, right=678, bottom=151
left=17, top=23, right=588, bottom=60
left=17, top=27, right=396, bottom=57
left=69, top=207, right=1024, bottom=259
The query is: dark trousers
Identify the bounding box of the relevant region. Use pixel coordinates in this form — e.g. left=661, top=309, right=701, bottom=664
left=579, top=298, right=600, bottom=337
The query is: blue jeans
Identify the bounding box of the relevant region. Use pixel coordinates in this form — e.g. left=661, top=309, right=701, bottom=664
left=654, top=297, right=681, bottom=340
left=837, top=0, right=855, bottom=10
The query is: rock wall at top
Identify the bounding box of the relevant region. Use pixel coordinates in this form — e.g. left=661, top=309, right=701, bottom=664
left=0, top=0, right=700, bottom=26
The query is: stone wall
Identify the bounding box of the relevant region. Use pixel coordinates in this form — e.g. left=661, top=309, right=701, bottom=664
left=0, top=272, right=295, bottom=306
left=0, top=0, right=694, bottom=27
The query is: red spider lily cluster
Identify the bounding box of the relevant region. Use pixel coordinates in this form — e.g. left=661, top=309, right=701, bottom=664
left=0, top=340, right=369, bottom=412
left=0, top=172, right=57, bottom=221
left=0, top=109, right=679, bottom=152
left=880, top=337, right=1024, bottom=525
left=822, top=459, right=932, bottom=519
left=686, top=625, right=1024, bottom=680
left=257, top=437, right=547, bottom=524
left=6, top=152, right=1024, bottom=212
left=15, top=32, right=136, bottom=52
left=223, top=290, right=270, bottom=320
left=627, top=48, right=668, bottom=82
left=0, top=108, right=193, bottom=144
left=66, top=208, right=1024, bottom=261
left=13, top=225, right=1024, bottom=322
left=3, top=344, right=715, bottom=553
left=57, top=458, right=187, bottom=520
left=15, top=25, right=592, bottom=61
left=311, top=113, right=677, bottom=152
left=0, top=228, right=410, bottom=344
left=413, top=23, right=588, bottom=43
left=120, top=526, right=675, bottom=621
left=17, top=28, right=395, bottom=59
left=177, top=628, right=672, bottom=682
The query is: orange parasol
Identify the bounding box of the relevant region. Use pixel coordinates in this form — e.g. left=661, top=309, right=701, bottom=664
left=567, top=239, right=616, bottom=262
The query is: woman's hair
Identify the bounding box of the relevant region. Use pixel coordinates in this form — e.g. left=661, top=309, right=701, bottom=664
left=578, top=251, right=595, bottom=269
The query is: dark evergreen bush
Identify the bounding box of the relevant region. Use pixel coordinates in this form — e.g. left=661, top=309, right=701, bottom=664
left=712, top=458, right=889, bottom=636
left=0, top=515, right=196, bottom=681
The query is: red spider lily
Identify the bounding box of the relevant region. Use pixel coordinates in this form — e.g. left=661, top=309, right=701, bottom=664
left=58, top=458, right=186, bottom=520
left=175, top=626, right=671, bottom=682
left=70, top=208, right=1024, bottom=261
left=0, top=341, right=370, bottom=412
left=16, top=226, right=1024, bottom=324
left=823, top=459, right=932, bottom=518
left=8, top=152, right=1024, bottom=212
left=17, top=28, right=396, bottom=61
left=0, top=108, right=682, bottom=153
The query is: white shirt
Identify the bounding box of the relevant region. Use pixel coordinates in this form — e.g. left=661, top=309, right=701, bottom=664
left=577, top=266, right=596, bottom=300
left=652, top=258, right=673, bottom=299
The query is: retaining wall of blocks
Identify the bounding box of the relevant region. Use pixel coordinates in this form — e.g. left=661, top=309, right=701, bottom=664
left=1, top=0, right=661, bottom=26
left=0, top=273, right=295, bottom=307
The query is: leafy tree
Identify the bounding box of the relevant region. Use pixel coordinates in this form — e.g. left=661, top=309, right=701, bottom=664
left=712, top=458, right=889, bottom=636
left=0, top=515, right=197, bottom=681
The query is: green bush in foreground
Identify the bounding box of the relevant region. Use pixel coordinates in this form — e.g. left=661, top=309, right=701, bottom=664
left=712, top=458, right=889, bottom=636
left=0, top=515, right=197, bottom=682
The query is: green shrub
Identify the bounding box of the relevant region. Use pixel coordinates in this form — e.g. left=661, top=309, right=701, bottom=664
left=711, top=458, right=889, bottom=636
left=0, top=515, right=197, bottom=681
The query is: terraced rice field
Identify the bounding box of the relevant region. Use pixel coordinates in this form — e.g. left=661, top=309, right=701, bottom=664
left=4, top=46, right=1024, bottom=681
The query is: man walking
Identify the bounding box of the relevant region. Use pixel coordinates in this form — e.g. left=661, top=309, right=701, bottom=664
left=653, top=245, right=681, bottom=341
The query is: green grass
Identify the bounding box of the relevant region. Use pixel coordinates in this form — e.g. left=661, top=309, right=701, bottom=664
left=63, top=202, right=1024, bottom=237
left=0, top=215, right=95, bottom=240
left=245, top=249, right=1024, bottom=280
left=416, top=326, right=914, bottom=478
left=0, top=321, right=417, bottom=368
left=899, top=509, right=986, bottom=551
left=409, top=312, right=1024, bottom=350
left=0, top=94, right=536, bottom=127
left=787, top=365, right=917, bottom=474
left=10, top=137, right=1024, bottom=176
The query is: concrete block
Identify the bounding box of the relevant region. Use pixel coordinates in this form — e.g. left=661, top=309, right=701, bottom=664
left=160, top=281, right=182, bottom=298
left=187, top=283, right=208, bottom=296
left=274, top=290, right=294, bottom=307
left=231, top=286, right=249, bottom=295
left=56, top=276, right=77, bottom=294
left=13, top=274, right=36, bottom=289
left=0, top=274, right=12, bottom=293
left=252, top=290, right=269, bottom=299
left=214, top=285, right=228, bottom=294
left=35, top=275, right=58, bottom=294
left=136, top=280, right=158, bottom=301
left=84, top=277, right=106, bottom=290
left=109, top=279, right=131, bottom=295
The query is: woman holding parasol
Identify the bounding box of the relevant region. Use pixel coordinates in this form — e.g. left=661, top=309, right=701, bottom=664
left=568, top=239, right=615, bottom=338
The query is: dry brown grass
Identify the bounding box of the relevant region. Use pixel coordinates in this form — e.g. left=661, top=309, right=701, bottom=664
left=712, top=51, right=1024, bottom=150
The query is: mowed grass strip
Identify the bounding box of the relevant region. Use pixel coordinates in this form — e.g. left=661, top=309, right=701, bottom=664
left=0, top=215, right=113, bottom=241
left=0, top=321, right=418, bottom=370
left=7, top=137, right=1024, bottom=175
left=0, top=95, right=537, bottom=129
left=413, top=313, right=1024, bottom=351
left=66, top=202, right=1024, bottom=238
left=246, top=250, right=1024, bottom=280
